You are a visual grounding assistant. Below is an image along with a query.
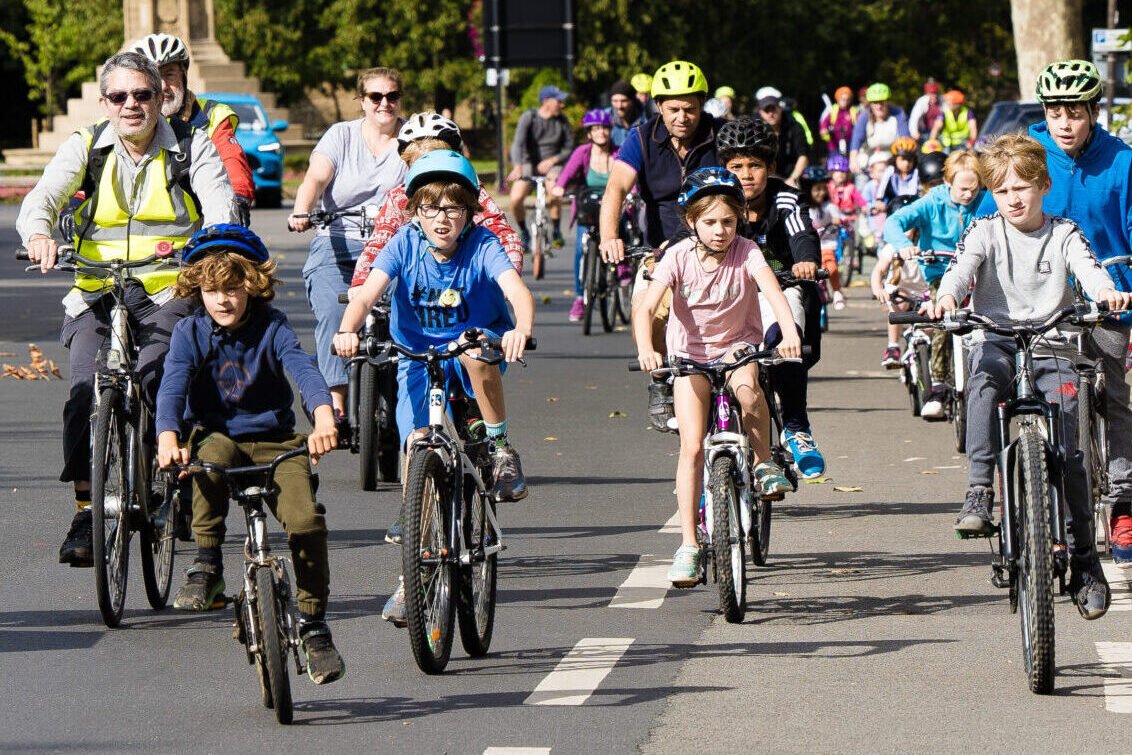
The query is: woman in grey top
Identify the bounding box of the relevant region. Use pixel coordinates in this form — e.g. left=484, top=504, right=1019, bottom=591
left=289, top=66, right=407, bottom=426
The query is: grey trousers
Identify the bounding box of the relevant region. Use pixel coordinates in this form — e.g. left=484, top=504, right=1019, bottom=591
left=1086, top=322, right=1132, bottom=503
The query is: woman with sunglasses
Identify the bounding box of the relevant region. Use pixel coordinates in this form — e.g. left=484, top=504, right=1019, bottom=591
left=289, top=67, right=408, bottom=436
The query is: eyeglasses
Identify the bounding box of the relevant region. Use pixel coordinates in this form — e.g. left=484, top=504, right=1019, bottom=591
left=417, top=204, right=467, bottom=219
left=103, top=88, right=158, bottom=106
left=362, top=90, right=402, bottom=105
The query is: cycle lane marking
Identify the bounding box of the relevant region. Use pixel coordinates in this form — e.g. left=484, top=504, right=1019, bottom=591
left=1095, top=642, right=1132, bottom=713
left=483, top=748, right=551, bottom=754
left=1101, top=562, right=1132, bottom=612
left=608, top=512, right=680, bottom=609
left=524, top=637, right=635, bottom=706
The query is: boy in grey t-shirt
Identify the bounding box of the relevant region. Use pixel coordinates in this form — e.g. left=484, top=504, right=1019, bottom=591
left=932, top=133, right=1131, bottom=620
left=506, top=86, right=574, bottom=247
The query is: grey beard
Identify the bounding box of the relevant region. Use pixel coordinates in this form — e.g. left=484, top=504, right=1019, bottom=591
left=162, top=91, right=185, bottom=117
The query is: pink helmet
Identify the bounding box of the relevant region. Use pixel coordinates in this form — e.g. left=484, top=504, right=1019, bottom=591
left=583, top=108, right=613, bottom=128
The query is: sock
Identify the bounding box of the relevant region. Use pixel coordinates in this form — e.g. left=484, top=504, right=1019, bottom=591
left=75, top=492, right=91, bottom=512
left=195, top=546, right=222, bottom=568
left=299, top=611, right=325, bottom=632
left=485, top=420, right=508, bottom=447
left=887, top=342, right=899, bottom=349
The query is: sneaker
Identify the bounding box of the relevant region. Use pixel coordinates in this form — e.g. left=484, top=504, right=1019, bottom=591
left=1112, top=507, right=1132, bottom=566
left=616, top=262, right=634, bottom=286
left=754, top=461, right=792, bottom=496
left=920, top=387, right=946, bottom=419
left=1069, top=561, right=1110, bottom=620
left=648, top=378, right=676, bottom=433
left=384, top=510, right=404, bottom=545
left=491, top=443, right=528, bottom=502
left=58, top=508, right=94, bottom=567
left=552, top=229, right=565, bottom=249
left=832, top=290, right=846, bottom=310
left=568, top=297, right=585, bottom=322
left=954, top=485, right=995, bottom=535
left=782, top=428, right=826, bottom=478
left=881, top=345, right=901, bottom=370
left=173, top=561, right=226, bottom=611
left=382, top=579, right=407, bottom=627
left=667, top=544, right=702, bottom=588
left=300, top=622, right=346, bottom=684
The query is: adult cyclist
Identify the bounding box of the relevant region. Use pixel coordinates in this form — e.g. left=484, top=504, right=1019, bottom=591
left=598, top=60, right=719, bottom=430
left=129, top=33, right=255, bottom=224
left=976, top=60, right=1132, bottom=567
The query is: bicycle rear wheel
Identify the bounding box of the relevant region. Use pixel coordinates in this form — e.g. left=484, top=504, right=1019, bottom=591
left=1078, top=379, right=1110, bottom=550
left=600, top=266, right=617, bottom=333
left=255, top=566, right=293, bottom=724
left=92, top=388, right=130, bottom=628
left=1017, top=424, right=1055, bottom=694
left=749, top=496, right=773, bottom=567
left=140, top=470, right=176, bottom=610
left=403, top=448, right=455, bottom=674
left=531, top=223, right=545, bottom=280
left=357, top=361, right=380, bottom=491
left=457, top=486, right=497, bottom=657
left=710, top=455, right=746, bottom=623
left=582, top=245, right=598, bottom=336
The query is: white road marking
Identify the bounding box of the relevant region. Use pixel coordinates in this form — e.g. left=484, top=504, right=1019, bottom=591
left=659, top=511, right=681, bottom=533
left=1103, top=562, right=1132, bottom=612
left=609, top=555, right=672, bottom=608
left=483, top=748, right=551, bottom=754
left=525, top=638, right=634, bottom=706
left=1095, top=642, right=1132, bottom=713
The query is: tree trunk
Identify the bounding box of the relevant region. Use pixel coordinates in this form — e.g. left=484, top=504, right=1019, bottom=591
left=1011, top=0, right=1086, bottom=99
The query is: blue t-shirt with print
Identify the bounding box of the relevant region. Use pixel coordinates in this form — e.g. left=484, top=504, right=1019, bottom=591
left=374, top=223, right=515, bottom=351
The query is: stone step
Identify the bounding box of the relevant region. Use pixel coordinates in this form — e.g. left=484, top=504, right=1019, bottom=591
left=191, top=60, right=245, bottom=82
left=1, top=148, right=52, bottom=169
left=195, top=77, right=261, bottom=95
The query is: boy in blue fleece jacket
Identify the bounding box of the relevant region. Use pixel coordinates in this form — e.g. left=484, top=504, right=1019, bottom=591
left=155, top=224, right=344, bottom=685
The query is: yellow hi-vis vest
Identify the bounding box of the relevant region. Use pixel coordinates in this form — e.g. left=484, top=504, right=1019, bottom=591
left=71, top=120, right=201, bottom=294
left=939, top=107, right=971, bottom=148
left=191, top=97, right=239, bottom=136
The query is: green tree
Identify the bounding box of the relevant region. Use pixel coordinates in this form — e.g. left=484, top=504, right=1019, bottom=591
left=0, top=0, right=122, bottom=125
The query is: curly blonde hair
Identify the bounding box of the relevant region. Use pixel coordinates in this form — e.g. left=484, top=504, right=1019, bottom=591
left=174, top=252, right=280, bottom=303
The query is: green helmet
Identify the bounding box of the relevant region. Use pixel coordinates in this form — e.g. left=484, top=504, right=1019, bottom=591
left=865, top=83, right=891, bottom=103
left=1036, top=59, right=1102, bottom=104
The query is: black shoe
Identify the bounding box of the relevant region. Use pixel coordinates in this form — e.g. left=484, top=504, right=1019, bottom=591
left=173, top=561, right=226, bottom=611
left=59, top=509, right=94, bottom=567
left=301, top=622, right=345, bottom=684
left=491, top=443, right=528, bottom=502
left=648, top=378, right=675, bottom=433
left=955, top=486, right=994, bottom=535
left=1070, top=561, right=1111, bottom=620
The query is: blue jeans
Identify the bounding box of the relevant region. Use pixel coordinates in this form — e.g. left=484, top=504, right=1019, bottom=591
left=302, top=234, right=363, bottom=390
left=573, top=225, right=592, bottom=297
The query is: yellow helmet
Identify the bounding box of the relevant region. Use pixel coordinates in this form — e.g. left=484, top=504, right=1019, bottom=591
left=630, top=73, right=653, bottom=94
left=651, top=61, right=709, bottom=99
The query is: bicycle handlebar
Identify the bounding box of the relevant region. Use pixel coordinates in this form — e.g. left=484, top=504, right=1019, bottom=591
left=889, top=302, right=1114, bottom=332
left=163, top=447, right=309, bottom=489
left=289, top=206, right=376, bottom=231
left=334, top=328, right=537, bottom=364
left=629, top=345, right=812, bottom=374
left=17, top=244, right=175, bottom=272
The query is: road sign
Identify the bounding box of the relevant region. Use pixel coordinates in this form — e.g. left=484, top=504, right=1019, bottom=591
left=1093, top=28, right=1131, bottom=55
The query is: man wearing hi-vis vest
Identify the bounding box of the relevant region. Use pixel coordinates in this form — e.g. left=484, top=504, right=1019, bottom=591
left=129, top=33, right=255, bottom=224
left=17, top=51, right=236, bottom=568
left=929, top=89, right=979, bottom=153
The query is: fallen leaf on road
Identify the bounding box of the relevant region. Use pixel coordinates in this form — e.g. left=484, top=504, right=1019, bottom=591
left=935, top=465, right=962, bottom=469
left=0, top=352, right=14, bottom=357
left=561, top=289, right=573, bottom=296
left=540, top=295, right=552, bottom=305
left=546, top=396, right=559, bottom=402
left=903, top=456, right=926, bottom=462
left=833, top=486, right=864, bottom=493
left=805, top=477, right=831, bottom=484
left=608, top=410, right=626, bottom=418
left=544, top=436, right=559, bottom=442
left=585, top=385, right=598, bottom=390
left=829, top=568, right=860, bottom=575
left=920, top=470, right=939, bottom=475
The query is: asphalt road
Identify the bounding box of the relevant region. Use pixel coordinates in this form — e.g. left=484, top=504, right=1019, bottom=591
left=2, top=205, right=1132, bottom=754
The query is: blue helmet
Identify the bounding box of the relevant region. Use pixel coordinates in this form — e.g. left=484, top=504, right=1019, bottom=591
left=405, top=149, right=479, bottom=198
left=678, top=167, right=744, bottom=208
left=181, top=224, right=270, bottom=265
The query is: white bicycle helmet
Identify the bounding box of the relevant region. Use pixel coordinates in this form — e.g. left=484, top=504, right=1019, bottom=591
left=397, top=112, right=463, bottom=155
left=129, top=33, right=190, bottom=66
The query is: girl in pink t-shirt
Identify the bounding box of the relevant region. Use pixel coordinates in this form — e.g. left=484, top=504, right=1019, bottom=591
left=634, top=167, right=801, bottom=587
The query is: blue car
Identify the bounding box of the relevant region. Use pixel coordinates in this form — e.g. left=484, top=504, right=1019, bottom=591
left=199, top=92, right=288, bottom=208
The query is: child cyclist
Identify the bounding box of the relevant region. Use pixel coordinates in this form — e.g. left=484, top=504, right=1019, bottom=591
left=931, top=133, right=1130, bottom=619
left=635, top=167, right=802, bottom=587
left=800, top=165, right=846, bottom=310
left=885, top=137, right=921, bottom=200
left=871, top=195, right=928, bottom=367
left=155, top=224, right=345, bottom=684
left=883, top=150, right=984, bottom=418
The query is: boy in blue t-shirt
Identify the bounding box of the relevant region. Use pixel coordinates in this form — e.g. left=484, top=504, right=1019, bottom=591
left=335, top=150, right=536, bottom=503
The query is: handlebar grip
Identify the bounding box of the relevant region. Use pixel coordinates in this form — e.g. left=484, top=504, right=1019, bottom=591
left=889, top=312, right=936, bottom=325
left=484, top=336, right=537, bottom=351
left=800, top=345, right=813, bottom=356
left=813, top=269, right=831, bottom=281
left=15, top=248, right=30, bottom=261
left=628, top=362, right=643, bottom=371
left=337, top=293, right=350, bottom=304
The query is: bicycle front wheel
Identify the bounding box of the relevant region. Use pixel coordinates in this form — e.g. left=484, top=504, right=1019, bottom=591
left=582, top=244, right=598, bottom=336
left=952, top=391, right=967, bottom=454
left=403, top=448, right=455, bottom=674
left=92, top=388, right=131, bottom=627
left=710, top=455, right=746, bottom=623
left=357, top=361, right=380, bottom=491
left=457, top=488, right=497, bottom=657
left=255, top=566, right=293, bottom=724
left=1017, top=424, right=1055, bottom=694
left=600, top=265, right=617, bottom=333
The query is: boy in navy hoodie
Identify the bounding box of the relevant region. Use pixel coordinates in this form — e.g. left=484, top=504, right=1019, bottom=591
left=156, top=224, right=344, bottom=685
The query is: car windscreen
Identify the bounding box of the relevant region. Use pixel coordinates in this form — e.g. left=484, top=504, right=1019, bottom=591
left=227, top=102, right=269, bottom=131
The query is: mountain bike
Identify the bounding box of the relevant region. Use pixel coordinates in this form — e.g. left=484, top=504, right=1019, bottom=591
left=521, top=176, right=552, bottom=280
left=337, top=291, right=398, bottom=489
left=352, top=329, right=536, bottom=673
left=631, top=345, right=804, bottom=622
left=18, top=245, right=180, bottom=627
left=891, top=302, right=1109, bottom=694
left=166, top=447, right=310, bottom=724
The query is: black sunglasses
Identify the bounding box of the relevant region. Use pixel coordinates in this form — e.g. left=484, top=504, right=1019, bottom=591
left=362, top=90, right=402, bottom=105
left=104, top=88, right=158, bottom=105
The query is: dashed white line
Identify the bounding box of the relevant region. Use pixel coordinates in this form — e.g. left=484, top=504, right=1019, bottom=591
left=524, top=638, right=634, bottom=706
left=609, top=555, right=671, bottom=609
left=1096, top=642, right=1132, bottom=713
left=483, top=748, right=551, bottom=754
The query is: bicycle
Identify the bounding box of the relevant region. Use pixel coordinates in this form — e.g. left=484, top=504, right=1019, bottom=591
left=834, top=219, right=856, bottom=287
left=18, top=245, right=180, bottom=627
left=165, top=447, right=310, bottom=725
left=350, top=328, right=536, bottom=673
left=520, top=176, right=553, bottom=280
left=337, top=291, right=399, bottom=489
left=891, top=302, right=1110, bottom=694
left=290, top=205, right=377, bottom=238
left=630, top=345, right=804, bottom=622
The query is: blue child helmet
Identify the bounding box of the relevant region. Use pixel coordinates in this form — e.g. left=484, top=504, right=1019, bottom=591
left=181, top=224, right=270, bottom=265
left=678, top=166, right=745, bottom=208
left=405, top=149, right=479, bottom=198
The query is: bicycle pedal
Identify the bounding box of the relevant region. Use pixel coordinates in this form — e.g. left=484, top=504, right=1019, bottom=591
left=761, top=493, right=786, bottom=502
left=955, top=528, right=996, bottom=540
left=211, top=594, right=232, bottom=609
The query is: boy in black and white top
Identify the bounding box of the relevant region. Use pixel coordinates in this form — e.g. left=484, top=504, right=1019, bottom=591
left=932, top=133, right=1131, bottom=620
